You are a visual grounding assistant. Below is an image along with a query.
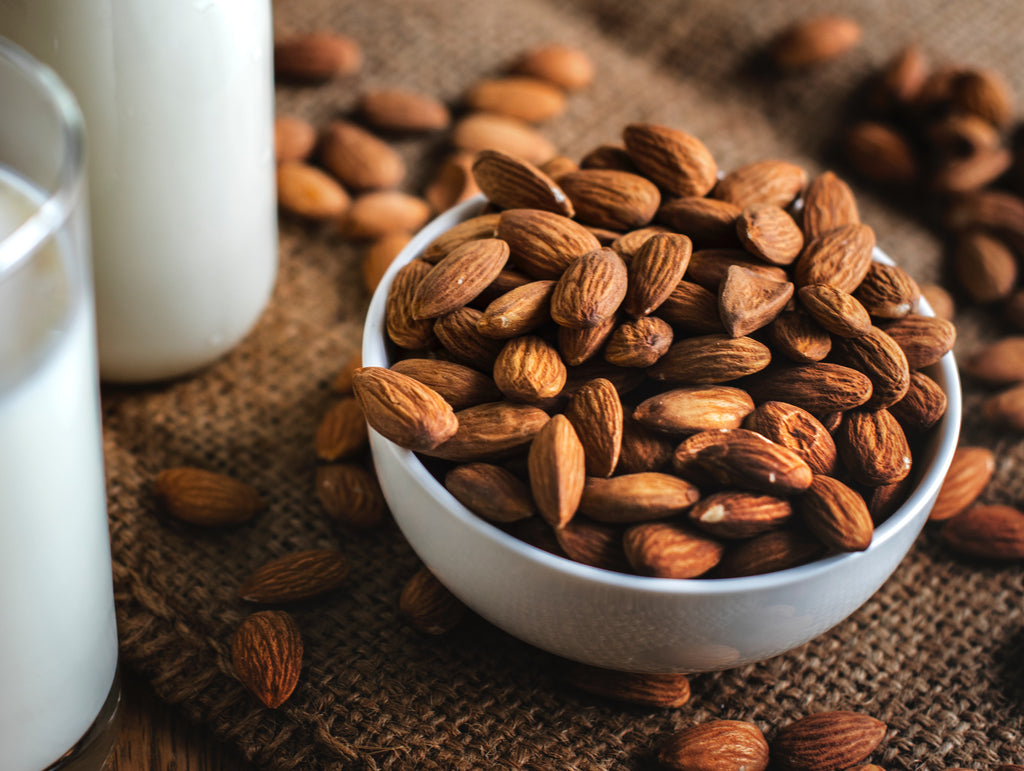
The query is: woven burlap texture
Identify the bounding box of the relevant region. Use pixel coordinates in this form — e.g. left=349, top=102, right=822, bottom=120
left=104, top=1, right=1024, bottom=768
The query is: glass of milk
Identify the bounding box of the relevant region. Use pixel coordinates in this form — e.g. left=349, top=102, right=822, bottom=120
left=0, top=0, right=278, bottom=383
left=0, top=39, right=121, bottom=771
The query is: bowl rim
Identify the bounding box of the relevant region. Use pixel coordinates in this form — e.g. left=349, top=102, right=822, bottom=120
left=363, top=194, right=963, bottom=598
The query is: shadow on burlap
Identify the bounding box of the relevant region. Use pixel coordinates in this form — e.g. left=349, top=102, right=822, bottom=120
left=104, top=0, right=1024, bottom=768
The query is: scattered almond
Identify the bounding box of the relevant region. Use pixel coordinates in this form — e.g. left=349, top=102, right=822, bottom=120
left=231, top=610, right=303, bottom=709
left=155, top=467, right=265, bottom=527
left=237, top=549, right=349, bottom=603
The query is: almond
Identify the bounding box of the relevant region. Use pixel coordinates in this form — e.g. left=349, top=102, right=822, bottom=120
left=564, top=378, right=623, bottom=478
left=471, top=149, right=573, bottom=216
left=452, top=112, right=556, bottom=166
left=714, top=160, right=808, bottom=209
left=352, top=366, right=458, bottom=452
left=385, top=260, right=436, bottom=350
left=931, top=146, right=1013, bottom=194
left=844, top=122, right=918, bottom=183
left=648, top=334, right=772, bottom=384
left=319, top=121, right=404, bottom=191
left=477, top=279, right=556, bottom=339
left=793, top=224, right=876, bottom=293
left=716, top=528, right=824, bottom=577
left=604, top=316, right=674, bottom=367
left=696, top=434, right=814, bottom=495
left=237, top=549, right=349, bottom=603
left=736, top=204, right=804, bottom=266
left=961, top=336, right=1024, bottom=384
left=231, top=611, right=303, bottom=709
left=315, top=464, right=385, bottom=530
left=941, top=505, right=1024, bottom=560
left=433, top=307, right=504, bottom=369
left=981, top=383, right=1024, bottom=429
left=953, top=230, right=1017, bottom=304
left=412, top=238, right=510, bottom=319
left=399, top=566, right=467, bottom=635
left=497, top=208, right=602, bottom=279
left=332, top=351, right=362, bottom=394
left=390, top=358, right=501, bottom=410
left=274, top=31, right=362, bottom=81
left=274, top=116, right=317, bottom=163
left=444, top=463, right=535, bottom=523
left=769, top=311, right=832, bottom=363
left=618, top=415, right=676, bottom=473
left=564, top=664, right=691, bottom=708
left=558, top=169, right=661, bottom=230
left=558, top=314, right=618, bottom=366
left=689, top=491, right=793, bottom=539
left=622, top=123, right=718, bottom=198
left=873, top=43, right=928, bottom=108
left=540, top=154, right=580, bottom=179
left=770, top=16, right=862, bottom=69
left=796, top=476, right=874, bottom=552
left=854, top=262, right=920, bottom=319
left=772, top=711, right=886, bottom=771
left=493, top=335, right=567, bottom=402
left=579, top=472, right=701, bottom=523
left=746, top=362, right=873, bottom=413
left=339, top=191, right=431, bottom=239
left=154, top=467, right=265, bottom=527
left=929, top=446, right=995, bottom=522
left=465, top=76, right=567, bottom=124
left=580, top=144, right=638, bottom=173
left=888, top=370, right=948, bottom=432
left=313, top=396, right=368, bottom=461
left=513, top=44, right=594, bottom=91
left=623, top=521, right=724, bottom=578
left=610, top=225, right=670, bottom=260
left=832, top=326, right=910, bottom=410
left=801, top=171, right=860, bottom=239
left=944, top=190, right=1024, bottom=257
left=743, top=401, right=838, bottom=475
left=528, top=414, right=586, bottom=529
left=797, top=284, right=872, bottom=337
left=659, top=280, right=726, bottom=333
left=836, top=409, right=912, bottom=487
left=362, top=232, right=412, bottom=292
left=624, top=233, right=693, bottom=317
left=658, top=720, right=770, bottom=771
left=919, top=282, right=955, bottom=321
left=424, top=402, right=549, bottom=462
left=554, top=518, right=630, bottom=571
left=550, top=247, right=628, bottom=328
left=657, top=196, right=741, bottom=246
left=424, top=152, right=480, bottom=213
left=423, top=212, right=501, bottom=263
left=686, top=249, right=790, bottom=290
left=671, top=428, right=774, bottom=482
left=276, top=162, right=350, bottom=221
left=950, top=67, right=1015, bottom=128
left=634, top=385, right=755, bottom=434
left=718, top=265, right=794, bottom=337
left=356, top=88, right=451, bottom=132
left=880, top=314, right=956, bottom=369
left=476, top=268, right=533, bottom=306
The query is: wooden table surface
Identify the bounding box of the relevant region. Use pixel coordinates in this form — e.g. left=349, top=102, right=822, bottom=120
left=108, top=669, right=252, bottom=771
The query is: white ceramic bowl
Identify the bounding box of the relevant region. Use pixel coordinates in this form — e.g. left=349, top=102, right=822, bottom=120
left=363, top=196, right=962, bottom=673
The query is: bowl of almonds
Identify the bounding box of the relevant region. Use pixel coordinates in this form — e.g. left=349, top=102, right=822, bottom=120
left=355, top=122, right=961, bottom=673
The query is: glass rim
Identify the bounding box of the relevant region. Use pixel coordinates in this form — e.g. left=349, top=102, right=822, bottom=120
left=0, top=36, right=85, bottom=279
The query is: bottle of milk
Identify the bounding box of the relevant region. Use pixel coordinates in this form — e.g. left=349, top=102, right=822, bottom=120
left=0, top=0, right=278, bottom=383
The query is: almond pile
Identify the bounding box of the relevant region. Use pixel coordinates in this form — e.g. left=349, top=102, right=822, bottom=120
left=352, top=120, right=958, bottom=581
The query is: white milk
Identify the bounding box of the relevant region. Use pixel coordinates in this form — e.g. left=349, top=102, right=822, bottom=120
left=0, top=0, right=278, bottom=382
left=0, top=169, right=118, bottom=771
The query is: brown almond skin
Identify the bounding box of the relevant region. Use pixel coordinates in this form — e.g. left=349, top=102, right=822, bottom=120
left=274, top=32, right=362, bottom=81
left=275, top=115, right=317, bottom=163
left=465, top=76, right=567, bottom=124
left=793, top=223, right=876, bottom=293
left=390, top=359, right=502, bottom=410
left=737, top=204, right=805, bottom=266
left=498, top=208, right=601, bottom=280
left=659, top=280, right=725, bottom=333
left=564, top=378, right=623, bottom=478
left=155, top=467, right=265, bottom=527
left=555, top=517, right=631, bottom=571
left=237, top=549, right=349, bottom=603
left=471, top=149, right=572, bottom=216
left=836, top=409, right=912, bottom=487
left=564, top=664, right=691, bottom=708
left=618, top=415, right=676, bottom=473
left=657, top=196, right=741, bottom=246
left=623, top=521, right=724, bottom=578
left=493, top=335, right=567, bottom=403
left=314, top=397, right=368, bottom=462
left=444, top=463, right=534, bottom=523
left=797, top=284, right=872, bottom=338
left=604, top=316, right=674, bottom=368
left=714, top=160, right=808, bottom=209
left=550, top=248, right=629, bottom=329
left=770, top=16, right=862, bottom=69
left=425, top=152, right=480, bottom=213
left=433, top=307, right=504, bottom=370
left=315, top=464, right=385, bottom=530
left=716, top=528, right=824, bottom=577
left=772, top=711, right=886, bottom=771
left=796, top=476, right=874, bottom=552
left=672, top=428, right=773, bottom=482
left=339, top=191, right=430, bottom=240
left=696, top=435, right=814, bottom=496
left=802, top=171, right=860, bottom=239
left=953, top=230, right=1017, bottom=303
left=746, top=363, right=873, bottom=413
left=689, top=491, right=793, bottom=539
left=231, top=611, right=303, bottom=709
left=648, top=334, right=772, bottom=384
left=559, top=314, right=618, bottom=366
left=579, top=472, right=700, bottom=523
left=942, top=505, right=1024, bottom=559
left=399, top=566, right=466, bottom=635
left=845, top=122, right=918, bottom=184
left=634, top=386, right=755, bottom=434
left=528, top=414, right=586, bottom=529
left=686, top=249, right=790, bottom=291
left=769, top=311, right=832, bottom=363
left=319, top=121, right=405, bottom=191
left=477, top=280, right=555, bottom=339
left=888, top=370, right=947, bottom=432
left=743, top=401, right=838, bottom=475
left=854, top=261, right=920, bottom=319
left=557, top=169, right=661, bottom=231
left=880, top=314, right=956, bottom=370
left=356, top=88, right=451, bottom=132
left=622, top=123, right=718, bottom=198
left=363, top=232, right=412, bottom=293
left=832, top=327, right=910, bottom=410
left=718, top=265, right=795, bottom=337
left=386, top=260, right=435, bottom=350
left=412, top=238, right=510, bottom=320
left=610, top=225, right=669, bottom=260
left=423, top=212, right=500, bottom=262
left=451, top=112, right=556, bottom=167
left=659, top=720, right=769, bottom=771
left=513, top=44, right=594, bottom=91
left=276, top=162, right=350, bottom=220
left=424, top=402, right=549, bottom=462
left=962, top=336, right=1024, bottom=385
left=352, top=367, right=458, bottom=452
left=624, top=233, right=693, bottom=317
left=929, top=446, right=995, bottom=522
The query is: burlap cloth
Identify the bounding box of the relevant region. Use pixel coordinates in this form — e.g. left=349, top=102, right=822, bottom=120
left=103, top=1, right=1024, bottom=768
